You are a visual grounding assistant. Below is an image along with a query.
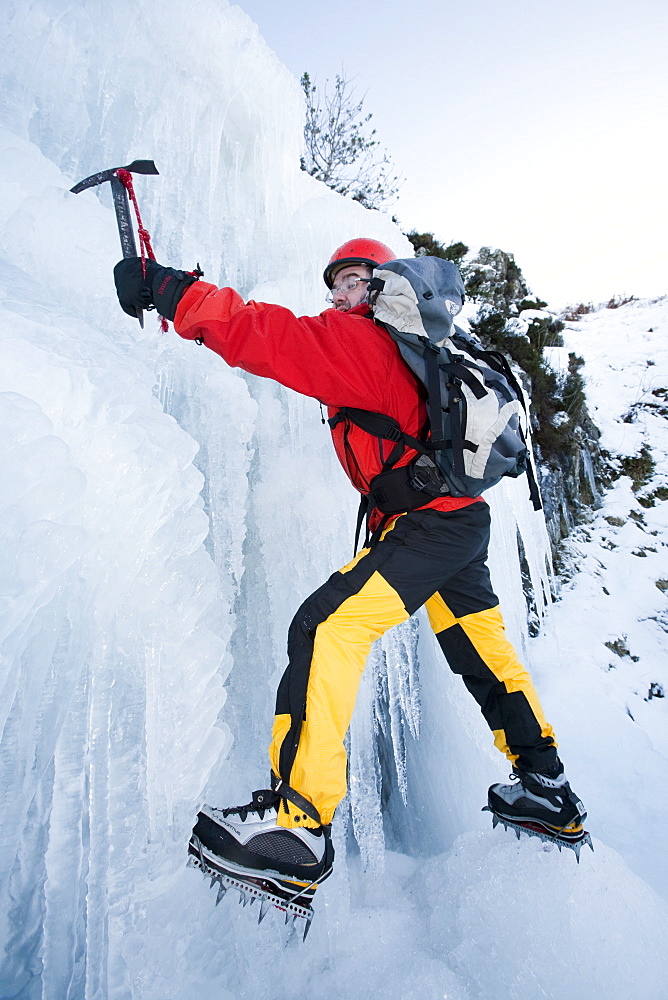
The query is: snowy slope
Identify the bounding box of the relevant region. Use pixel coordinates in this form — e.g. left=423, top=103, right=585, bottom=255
left=1, top=2, right=668, bottom=998
left=531, top=299, right=668, bottom=893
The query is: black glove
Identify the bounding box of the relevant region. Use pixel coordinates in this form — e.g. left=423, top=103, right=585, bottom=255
left=114, top=258, right=199, bottom=322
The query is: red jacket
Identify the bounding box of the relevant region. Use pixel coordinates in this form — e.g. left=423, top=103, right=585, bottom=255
left=174, top=282, right=481, bottom=523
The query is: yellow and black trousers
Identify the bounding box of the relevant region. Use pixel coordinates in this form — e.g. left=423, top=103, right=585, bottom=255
left=269, top=502, right=558, bottom=829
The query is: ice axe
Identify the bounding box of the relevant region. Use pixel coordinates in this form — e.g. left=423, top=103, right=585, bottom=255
left=70, top=159, right=160, bottom=328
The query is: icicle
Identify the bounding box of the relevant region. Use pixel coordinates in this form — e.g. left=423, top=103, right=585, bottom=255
left=383, top=617, right=421, bottom=806
left=347, top=643, right=385, bottom=874
left=581, top=447, right=600, bottom=505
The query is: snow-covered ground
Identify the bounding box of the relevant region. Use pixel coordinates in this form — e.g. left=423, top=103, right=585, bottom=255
left=1, top=2, right=667, bottom=998
left=532, top=299, right=668, bottom=895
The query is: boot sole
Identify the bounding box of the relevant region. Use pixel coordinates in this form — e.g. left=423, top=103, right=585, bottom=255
left=188, top=835, right=330, bottom=909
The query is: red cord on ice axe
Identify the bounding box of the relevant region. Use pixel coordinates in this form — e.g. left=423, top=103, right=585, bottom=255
left=116, top=168, right=169, bottom=332
left=70, top=159, right=162, bottom=329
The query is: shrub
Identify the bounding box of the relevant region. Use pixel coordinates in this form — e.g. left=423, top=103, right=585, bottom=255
left=406, top=232, right=469, bottom=265
left=526, top=316, right=565, bottom=350
left=563, top=354, right=586, bottom=419
left=561, top=302, right=594, bottom=321
left=606, top=294, right=636, bottom=309
left=300, top=71, right=400, bottom=210
left=619, top=446, right=656, bottom=491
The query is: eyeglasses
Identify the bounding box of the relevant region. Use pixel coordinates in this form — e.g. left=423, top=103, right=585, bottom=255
left=326, top=277, right=370, bottom=302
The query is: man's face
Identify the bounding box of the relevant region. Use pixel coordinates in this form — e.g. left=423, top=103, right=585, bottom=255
left=330, top=264, right=372, bottom=312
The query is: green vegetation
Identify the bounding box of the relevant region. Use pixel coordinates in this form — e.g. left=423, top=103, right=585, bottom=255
left=519, top=297, right=548, bottom=312
left=638, top=485, right=668, bottom=509
left=405, top=231, right=468, bottom=266
left=605, top=637, right=633, bottom=658
left=618, top=446, right=656, bottom=491
left=563, top=354, right=587, bottom=420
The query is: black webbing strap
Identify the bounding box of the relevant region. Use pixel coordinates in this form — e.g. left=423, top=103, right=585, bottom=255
left=526, top=459, right=542, bottom=511
left=486, top=378, right=514, bottom=403
left=518, top=426, right=543, bottom=511
left=329, top=407, right=434, bottom=465
left=366, top=275, right=385, bottom=304
left=273, top=779, right=322, bottom=824
left=425, top=344, right=445, bottom=445
left=354, top=493, right=370, bottom=554
left=445, top=361, right=488, bottom=400
left=467, top=343, right=527, bottom=412
left=447, top=379, right=465, bottom=476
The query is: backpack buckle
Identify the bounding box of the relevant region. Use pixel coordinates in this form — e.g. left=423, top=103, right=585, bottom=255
left=409, top=468, right=430, bottom=491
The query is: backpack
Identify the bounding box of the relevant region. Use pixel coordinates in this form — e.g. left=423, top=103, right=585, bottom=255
left=330, top=256, right=541, bottom=543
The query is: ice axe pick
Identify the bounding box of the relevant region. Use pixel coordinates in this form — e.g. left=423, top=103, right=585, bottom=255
left=70, top=159, right=159, bottom=327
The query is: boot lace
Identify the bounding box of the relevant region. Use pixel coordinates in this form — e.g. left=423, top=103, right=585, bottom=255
left=222, top=789, right=279, bottom=822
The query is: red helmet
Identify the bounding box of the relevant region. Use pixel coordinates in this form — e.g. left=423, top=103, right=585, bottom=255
left=323, top=237, right=397, bottom=288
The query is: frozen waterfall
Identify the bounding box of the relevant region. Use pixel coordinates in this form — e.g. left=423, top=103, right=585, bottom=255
left=1, top=3, right=667, bottom=999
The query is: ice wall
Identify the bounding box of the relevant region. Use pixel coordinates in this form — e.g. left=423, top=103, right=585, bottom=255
left=0, top=2, right=597, bottom=998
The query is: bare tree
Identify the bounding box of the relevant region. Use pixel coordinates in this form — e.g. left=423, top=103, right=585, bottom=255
left=300, top=71, right=401, bottom=211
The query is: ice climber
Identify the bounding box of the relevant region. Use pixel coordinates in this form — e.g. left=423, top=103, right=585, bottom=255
left=115, top=237, right=588, bottom=919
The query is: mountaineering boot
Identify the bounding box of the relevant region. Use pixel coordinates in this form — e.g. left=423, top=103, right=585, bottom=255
left=188, top=788, right=334, bottom=934
left=488, top=764, right=586, bottom=831
left=487, top=764, right=591, bottom=855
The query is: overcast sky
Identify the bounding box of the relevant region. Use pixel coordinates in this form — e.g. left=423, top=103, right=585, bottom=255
left=234, top=0, right=667, bottom=308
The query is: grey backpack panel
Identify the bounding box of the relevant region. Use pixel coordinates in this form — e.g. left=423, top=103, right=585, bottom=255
left=368, top=257, right=540, bottom=506
left=371, top=257, right=465, bottom=346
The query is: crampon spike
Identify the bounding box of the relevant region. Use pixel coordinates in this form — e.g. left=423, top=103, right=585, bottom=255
left=187, top=836, right=319, bottom=936
left=572, top=836, right=594, bottom=863
left=302, top=916, right=312, bottom=942
left=483, top=805, right=593, bottom=859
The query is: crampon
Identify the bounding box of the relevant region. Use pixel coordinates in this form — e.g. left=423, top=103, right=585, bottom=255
left=187, top=834, right=329, bottom=941
left=483, top=806, right=593, bottom=861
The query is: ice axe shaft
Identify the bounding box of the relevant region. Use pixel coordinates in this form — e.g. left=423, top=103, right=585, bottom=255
left=110, top=174, right=138, bottom=259
left=70, top=160, right=159, bottom=328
